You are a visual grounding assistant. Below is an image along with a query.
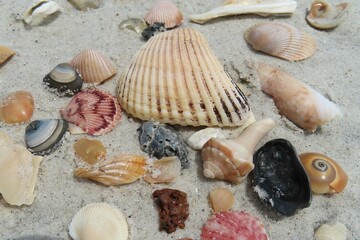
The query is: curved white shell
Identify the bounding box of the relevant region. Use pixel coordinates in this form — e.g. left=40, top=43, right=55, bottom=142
left=69, top=203, right=128, bottom=240
left=23, top=0, right=60, bottom=25
left=314, top=222, right=347, bottom=240
left=187, top=128, right=226, bottom=150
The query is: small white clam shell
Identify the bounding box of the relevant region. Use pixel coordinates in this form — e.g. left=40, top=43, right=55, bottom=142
left=314, top=222, right=347, bottom=240
left=187, top=128, right=226, bottom=150
left=23, top=0, right=60, bottom=25
left=69, top=203, right=128, bottom=240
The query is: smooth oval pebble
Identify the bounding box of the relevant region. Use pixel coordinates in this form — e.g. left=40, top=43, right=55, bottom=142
left=0, top=91, right=34, bottom=124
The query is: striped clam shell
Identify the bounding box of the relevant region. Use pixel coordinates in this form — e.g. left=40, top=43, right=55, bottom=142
left=67, top=0, right=100, bottom=11
left=244, top=22, right=317, bottom=61
left=69, top=49, right=116, bottom=84
left=144, top=0, right=183, bottom=28
left=117, top=28, right=252, bottom=127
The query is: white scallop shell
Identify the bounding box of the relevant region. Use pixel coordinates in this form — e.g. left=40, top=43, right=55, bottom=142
left=314, top=222, right=347, bottom=240
left=69, top=203, right=128, bottom=240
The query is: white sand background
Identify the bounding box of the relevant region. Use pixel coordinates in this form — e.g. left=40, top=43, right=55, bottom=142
left=1, top=0, right=360, bottom=239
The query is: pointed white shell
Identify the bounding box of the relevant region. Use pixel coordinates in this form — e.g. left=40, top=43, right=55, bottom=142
left=23, top=0, right=60, bottom=25
left=69, top=203, right=128, bottom=240
left=314, top=222, right=347, bottom=240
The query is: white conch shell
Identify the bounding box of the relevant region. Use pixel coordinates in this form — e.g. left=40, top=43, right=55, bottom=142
left=258, top=63, right=342, bottom=131
left=117, top=28, right=252, bottom=127
left=0, top=132, right=43, bottom=206
left=69, top=202, right=128, bottom=240
left=314, top=222, right=347, bottom=240
left=190, top=0, right=297, bottom=24
left=201, top=118, right=275, bottom=184
left=23, top=0, right=60, bottom=25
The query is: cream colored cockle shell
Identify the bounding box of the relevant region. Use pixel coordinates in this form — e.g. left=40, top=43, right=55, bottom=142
left=69, top=203, right=129, bottom=240
left=314, top=222, right=347, bottom=240
left=23, top=0, right=60, bottom=26
left=0, top=132, right=43, bottom=206
left=117, top=28, right=252, bottom=127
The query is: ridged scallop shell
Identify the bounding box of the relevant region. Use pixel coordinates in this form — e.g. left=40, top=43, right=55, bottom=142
left=117, top=28, right=252, bottom=127
left=299, top=152, right=348, bottom=194
left=144, top=0, right=183, bottom=28
left=23, top=0, right=60, bottom=26
left=68, top=0, right=100, bottom=11
left=74, top=138, right=106, bottom=165
left=60, top=89, right=121, bottom=136
left=0, top=132, right=43, bottom=206
left=69, top=203, right=128, bottom=240
left=314, top=222, right=347, bottom=240
left=0, top=91, right=34, bottom=124
left=74, top=154, right=147, bottom=186
left=0, top=45, right=16, bottom=65
left=209, top=188, right=234, bottom=212
left=25, top=119, right=68, bottom=156
left=201, top=211, right=269, bottom=240
left=244, top=22, right=317, bottom=61
left=69, top=49, right=116, bottom=84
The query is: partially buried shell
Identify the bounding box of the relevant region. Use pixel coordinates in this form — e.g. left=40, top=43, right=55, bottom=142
left=119, top=18, right=148, bottom=33
left=209, top=188, right=234, bottom=212
left=307, top=0, right=350, bottom=29
left=68, top=0, right=100, bottom=11
left=69, top=49, right=116, bottom=84
left=0, top=131, right=43, bottom=206
left=244, top=22, right=317, bottom=61
left=253, top=139, right=312, bottom=216
left=23, top=0, right=60, bottom=26
left=299, top=152, right=348, bottom=194
left=0, top=91, right=34, bottom=124
left=0, top=45, right=16, bottom=65
left=74, top=154, right=147, bottom=186
left=60, top=89, right=121, bottom=136
left=186, top=128, right=226, bottom=150
left=74, top=138, right=106, bottom=165
left=25, top=119, right=68, bottom=156
left=117, top=28, right=252, bottom=127
left=144, top=156, right=181, bottom=184
left=314, top=222, right=347, bottom=240
left=69, top=203, right=128, bottom=240
left=43, top=63, right=83, bottom=96
left=144, top=0, right=183, bottom=28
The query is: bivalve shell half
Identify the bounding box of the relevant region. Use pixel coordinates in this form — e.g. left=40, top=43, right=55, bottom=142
left=144, top=0, right=184, bottom=28
left=209, top=188, right=234, bottom=212
left=68, top=0, right=100, bottom=11
left=244, top=22, right=317, bottom=61
left=69, top=49, right=116, bottom=84
left=23, top=0, right=60, bottom=25
left=0, top=45, right=16, bottom=65
left=69, top=202, right=128, bottom=240
left=117, top=28, right=252, bottom=127
left=74, top=138, right=106, bottom=165
left=0, top=91, right=34, bottom=124
left=60, top=89, right=121, bottom=136
left=314, top=222, right=347, bottom=240
left=25, top=119, right=68, bottom=156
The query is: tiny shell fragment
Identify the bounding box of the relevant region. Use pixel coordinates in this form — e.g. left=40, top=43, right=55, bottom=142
left=0, top=91, right=34, bottom=124
left=209, top=188, right=234, bottom=212
left=0, top=46, right=16, bottom=65
left=74, top=138, right=106, bottom=165
left=144, top=156, right=181, bottom=184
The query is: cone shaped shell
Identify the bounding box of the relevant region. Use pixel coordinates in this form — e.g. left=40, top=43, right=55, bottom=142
left=244, top=22, right=317, bottom=61
left=69, top=203, right=128, bottom=240
left=117, top=28, right=251, bottom=127
left=144, top=0, right=184, bottom=28
left=69, top=49, right=116, bottom=84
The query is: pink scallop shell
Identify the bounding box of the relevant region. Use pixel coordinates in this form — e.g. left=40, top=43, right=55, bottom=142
left=144, top=0, right=183, bottom=28
left=201, top=211, right=269, bottom=240
left=60, top=89, right=121, bottom=136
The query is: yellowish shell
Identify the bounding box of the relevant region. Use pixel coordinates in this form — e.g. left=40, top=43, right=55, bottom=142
left=117, top=28, right=252, bottom=127
left=144, top=156, right=181, bottom=184
left=0, top=91, right=34, bottom=124
left=0, top=45, right=15, bottom=65
left=73, top=138, right=106, bottom=165
left=244, top=22, right=317, bottom=61
left=68, top=0, right=100, bottom=11
left=209, top=188, right=234, bottom=212
left=144, top=0, right=183, bottom=28
left=314, top=222, right=347, bottom=240
left=74, top=154, right=147, bottom=186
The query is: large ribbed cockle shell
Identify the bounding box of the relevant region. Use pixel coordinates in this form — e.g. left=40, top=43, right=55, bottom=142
left=117, top=28, right=252, bottom=127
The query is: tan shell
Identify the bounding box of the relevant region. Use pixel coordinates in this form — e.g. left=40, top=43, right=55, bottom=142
left=0, top=132, right=43, bottom=206
left=74, top=154, right=147, bottom=186
left=68, top=0, right=100, bottom=11
left=209, top=188, right=234, bottom=212
left=69, top=203, right=128, bottom=240
left=314, top=222, right=347, bottom=240
left=244, top=22, right=317, bottom=61
left=73, top=138, right=106, bottom=165
left=0, top=91, right=34, bottom=124
left=69, top=49, right=116, bottom=84
left=117, top=28, right=252, bottom=127
left=144, top=156, right=181, bottom=184
left=0, top=45, right=15, bottom=65
left=144, top=0, right=183, bottom=28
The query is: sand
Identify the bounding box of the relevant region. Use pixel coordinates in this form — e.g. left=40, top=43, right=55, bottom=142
left=1, top=0, right=359, bottom=239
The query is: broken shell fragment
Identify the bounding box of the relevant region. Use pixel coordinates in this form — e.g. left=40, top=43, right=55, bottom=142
left=253, top=139, right=312, bottom=216
left=0, top=46, right=16, bottom=65
left=186, top=128, right=226, bottom=150
left=118, top=18, right=148, bottom=33
left=60, top=89, right=121, bottom=136
left=190, top=0, right=297, bottom=24
left=74, top=154, right=147, bottom=186
left=258, top=63, right=342, bottom=131
left=307, top=0, right=350, bottom=29
left=314, top=222, right=347, bottom=240
left=43, top=63, right=83, bottom=96
left=25, top=119, right=68, bottom=156
left=299, top=152, right=348, bottom=194
left=0, top=132, right=43, bottom=206
left=201, top=118, right=275, bottom=184
left=68, top=0, right=100, bottom=11
left=23, top=0, right=60, bottom=25
left=144, top=0, right=183, bottom=28
left=69, top=49, right=117, bottom=84
left=144, top=156, right=181, bottom=184
left=73, top=138, right=106, bottom=165
left=117, top=28, right=252, bottom=127
left=69, top=203, right=128, bottom=240
left=201, top=211, right=269, bottom=240
left=209, top=188, right=234, bottom=212
left=244, top=22, right=317, bottom=61
left=0, top=91, right=34, bottom=124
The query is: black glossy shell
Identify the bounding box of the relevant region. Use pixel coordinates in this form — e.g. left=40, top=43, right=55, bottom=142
left=253, top=139, right=312, bottom=216
left=139, top=121, right=189, bottom=168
